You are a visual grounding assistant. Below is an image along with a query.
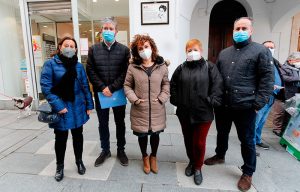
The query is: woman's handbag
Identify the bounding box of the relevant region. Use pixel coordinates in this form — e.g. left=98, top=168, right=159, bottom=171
left=37, top=102, right=60, bottom=124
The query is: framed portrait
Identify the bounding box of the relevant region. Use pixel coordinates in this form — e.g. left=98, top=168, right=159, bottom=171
left=141, top=1, right=169, bottom=25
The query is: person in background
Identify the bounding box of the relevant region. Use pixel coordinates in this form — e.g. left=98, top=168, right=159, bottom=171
left=170, top=39, right=223, bottom=185
left=86, top=17, right=130, bottom=167
left=40, top=37, right=94, bottom=182
left=275, top=52, right=300, bottom=136
left=124, top=34, right=170, bottom=174
left=254, top=40, right=285, bottom=151
left=204, top=17, right=274, bottom=191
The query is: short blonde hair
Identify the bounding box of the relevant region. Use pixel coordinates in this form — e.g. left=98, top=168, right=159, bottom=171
left=185, top=39, right=203, bottom=52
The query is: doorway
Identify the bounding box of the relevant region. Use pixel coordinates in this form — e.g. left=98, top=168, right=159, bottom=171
left=208, top=0, right=247, bottom=63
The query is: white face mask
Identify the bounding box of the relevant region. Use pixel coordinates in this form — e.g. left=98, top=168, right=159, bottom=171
left=269, top=48, right=275, bottom=57
left=187, top=51, right=201, bottom=61
left=139, top=48, right=152, bottom=60
left=293, top=62, right=300, bottom=68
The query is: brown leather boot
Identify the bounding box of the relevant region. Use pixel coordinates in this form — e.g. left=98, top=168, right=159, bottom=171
left=237, top=174, right=252, bottom=191
left=150, top=155, right=158, bottom=174
left=143, top=156, right=150, bottom=174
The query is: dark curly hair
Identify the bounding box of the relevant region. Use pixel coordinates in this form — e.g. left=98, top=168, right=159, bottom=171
left=130, top=34, right=159, bottom=64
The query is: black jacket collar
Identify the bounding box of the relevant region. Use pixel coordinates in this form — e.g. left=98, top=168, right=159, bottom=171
left=233, top=38, right=252, bottom=49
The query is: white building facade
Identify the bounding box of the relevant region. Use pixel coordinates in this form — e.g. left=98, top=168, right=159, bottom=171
left=0, top=0, right=299, bottom=108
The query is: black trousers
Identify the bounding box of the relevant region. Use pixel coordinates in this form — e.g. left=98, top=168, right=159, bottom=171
left=54, top=126, right=83, bottom=165
left=214, top=107, right=256, bottom=176
left=94, top=93, right=126, bottom=152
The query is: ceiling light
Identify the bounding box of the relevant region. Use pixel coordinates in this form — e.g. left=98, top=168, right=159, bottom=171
left=43, top=26, right=48, bottom=28
left=79, top=23, right=82, bottom=26
left=93, top=0, right=97, bottom=2
left=115, top=0, right=119, bottom=2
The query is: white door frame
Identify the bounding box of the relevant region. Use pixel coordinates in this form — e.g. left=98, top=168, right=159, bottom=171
left=18, top=0, right=80, bottom=101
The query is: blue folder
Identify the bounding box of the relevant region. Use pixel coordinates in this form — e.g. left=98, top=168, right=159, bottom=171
left=98, top=89, right=127, bottom=109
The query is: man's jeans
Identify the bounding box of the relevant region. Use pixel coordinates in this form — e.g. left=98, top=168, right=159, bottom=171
left=254, top=95, right=274, bottom=144
left=215, top=107, right=256, bottom=176
left=95, top=93, right=126, bottom=152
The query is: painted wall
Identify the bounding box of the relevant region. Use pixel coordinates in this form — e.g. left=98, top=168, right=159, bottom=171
left=129, top=0, right=180, bottom=76
left=190, top=0, right=298, bottom=63
left=0, top=0, right=25, bottom=99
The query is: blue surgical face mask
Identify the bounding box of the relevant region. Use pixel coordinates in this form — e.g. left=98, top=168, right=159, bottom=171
left=61, top=47, right=76, bottom=58
left=233, top=31, right=249, bottom=43
left=102, top=30, right=115, bottom=43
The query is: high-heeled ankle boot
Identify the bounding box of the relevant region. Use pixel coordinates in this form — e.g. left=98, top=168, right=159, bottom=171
left=143, top=156, right=150, bottom=174
left=76, top=160, right=86, bottom=175
left=150, top=155, right=158, bottom=174
left=55, top=164, right=64, bottom=182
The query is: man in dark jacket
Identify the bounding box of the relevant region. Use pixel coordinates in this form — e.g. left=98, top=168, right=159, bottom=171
left=204, top=17, right=274, bottom=191
left=86, top=18, right=130, bottom=167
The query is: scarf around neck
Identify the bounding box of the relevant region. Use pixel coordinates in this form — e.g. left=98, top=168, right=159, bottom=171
left=51, top=54, right=78, bottom=102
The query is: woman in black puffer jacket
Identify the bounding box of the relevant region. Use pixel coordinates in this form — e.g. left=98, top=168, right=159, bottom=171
left=170, top=39, right=223, bottom=186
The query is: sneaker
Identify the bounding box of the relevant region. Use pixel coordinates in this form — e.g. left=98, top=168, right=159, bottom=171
left=117, top=150, right=129, bottom=166
left=185, top=161, right=194, bottom=177
left=237, top=174, right=252, bottom=191
left=204, top=155, right=225, bottom=165
left=256, top=142, right=269, bottom=150
left=94, top=151, right=111, bottom=167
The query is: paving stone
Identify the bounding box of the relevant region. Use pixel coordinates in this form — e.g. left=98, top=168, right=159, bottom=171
left=0, top=128, right=14, bottom=138
left=61, top=179, right=141, bottom=192
left=1, top=130, right=46, bottom=156
left=35, top=140, right=97, bottom=156
left=39, top=156, right=116, bottom=181
left=0, top=112, right=19, bottom=127
left=0, top=153, right=54, bottom=174
left=0, top=130, right=36, bottom=153
left=142, top=183, right=220, bottom=192
left=108, top=159, right=178, bottom=185
left=176, top=163, right=257, bottom=191
left=4, top=114, right=47, bottom=130
left=0, top=173, right=64, bottom=192
left=170, top=133, right=184, bottom=146
left=16, top=138, right=54, bottom=153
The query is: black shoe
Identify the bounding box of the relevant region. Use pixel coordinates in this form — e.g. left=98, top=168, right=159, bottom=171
left=273, top=130, right=282, bottom=137
left=194, top=169, right=203, bottom=185
left=94, top=151, right=111, bottom=167
left=185, top=162, right=194, bottom=177
left=76, top=160, right=86, bottom=175
left=256, top=142, right=269, bottom=150
left=117, top=150, right=128, bottom=166
left=54, top=164, right=64, bottom=182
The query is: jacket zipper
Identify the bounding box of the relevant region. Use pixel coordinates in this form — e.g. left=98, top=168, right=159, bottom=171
left=188, top=67, right=191, bottom=107
left=148, top=75, right=151, bottom=131
left=140, top=66, right=153, bottom=132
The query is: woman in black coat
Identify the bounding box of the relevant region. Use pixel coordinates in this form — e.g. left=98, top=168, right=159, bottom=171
left=170, top=39, right=223, bottom=185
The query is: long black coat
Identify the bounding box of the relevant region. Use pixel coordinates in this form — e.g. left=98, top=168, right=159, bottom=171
left=86, top=41, right=130, bottom=93
left=170, top=58, right=223, bottom=124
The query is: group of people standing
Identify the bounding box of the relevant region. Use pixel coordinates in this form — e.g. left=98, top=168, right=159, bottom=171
left=40, top=16, right=299, bottom=192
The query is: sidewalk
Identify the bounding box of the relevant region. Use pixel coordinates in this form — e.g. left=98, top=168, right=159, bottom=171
left=0, top=108, right=299, bottom=192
